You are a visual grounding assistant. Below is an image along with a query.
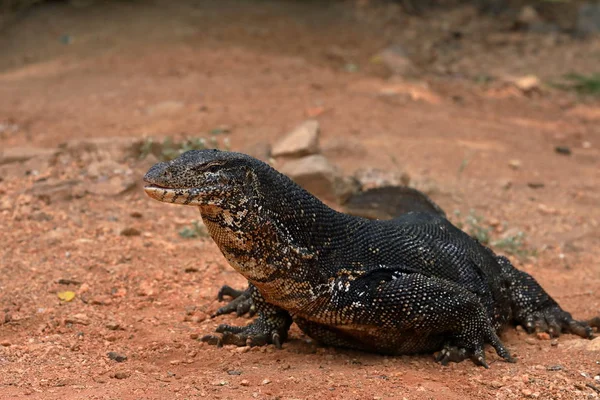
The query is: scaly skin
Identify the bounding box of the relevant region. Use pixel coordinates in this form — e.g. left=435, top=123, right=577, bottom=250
left=143, top=149, right=598, bottom=367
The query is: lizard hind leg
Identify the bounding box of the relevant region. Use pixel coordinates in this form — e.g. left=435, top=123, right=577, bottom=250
left=498, top=256, right=597, bottom=339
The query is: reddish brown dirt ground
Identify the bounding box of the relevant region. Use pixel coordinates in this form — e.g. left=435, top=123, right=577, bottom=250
left=1, top=1, right=600, bottom=399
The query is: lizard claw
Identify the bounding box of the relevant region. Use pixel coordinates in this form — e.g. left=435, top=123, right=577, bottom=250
left=201, top=334, right=223, bottom=347
left=522, top=307, right=595, bottom=339
left=435, top=346, right=467, bottom=365
left=213, top=286, right=256, bottom=318
left=202, top=312, right=292, bottom=349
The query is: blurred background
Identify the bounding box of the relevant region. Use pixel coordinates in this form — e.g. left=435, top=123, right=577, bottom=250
left=0, top=1, right=599, bottom=398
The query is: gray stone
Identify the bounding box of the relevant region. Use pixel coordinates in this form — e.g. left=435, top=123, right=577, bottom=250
left=377, top=44, right=416, bottom=76
left=0, top=147, right=59, bottom=165
left=272, top=120, right=320, bottom=158
left=353, top=168, right=410, bottom=191
left=577, top=3, right=600, bottom=35
left=28, top=179, right=84, bottom=204
left=63, top=137, right=143, bottom=162
left=279, top=155, right=342, bottom=202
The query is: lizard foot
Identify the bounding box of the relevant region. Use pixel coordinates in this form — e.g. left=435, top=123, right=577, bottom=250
left=522, top=306, right=596, bottom=339
left=202, top=310, right=292, bottom=348
left=212, top=285, right=256, bottom=318
left=435, top=329, right=514, bottom=368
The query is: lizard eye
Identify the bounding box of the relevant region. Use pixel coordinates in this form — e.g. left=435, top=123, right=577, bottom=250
left=196, top=162, right=224, bottom=174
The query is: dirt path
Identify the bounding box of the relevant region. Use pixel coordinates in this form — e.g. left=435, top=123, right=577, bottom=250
left=1, top=1, right=599, bottom=399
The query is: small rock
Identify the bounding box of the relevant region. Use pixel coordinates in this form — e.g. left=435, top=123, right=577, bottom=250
left=86, top=159, right=126, bottom=179
left=1, top=340, right=11, bottom=347
left=244, top=142, right=272, bottom=162
left=85, top=177, right=137, bottom=197
left=120, top=227, right=141, bottom=237
left=536, top=332, right=551, bottom=340
left=527, top=182, right=545, bottom=189
left=547, top=365, right=563, bottom=371
left=28, top=179, right=84, bottom=204
left=106, top=321, right=121, bottom=330
left=537, top=204, right=558, bottom=215
left=555, top=146, right=571, bottom=155
left=64, top=137, right=143, bottom=162
left=0, top=312, right=11, bottom=324
left=508, top=159, right=521, bottom=170
left=146, top=100, right=184, bottom=115
left=136, top=280, right=154, bottom=296
left=227, top=370, right=242, bottom=376
left=353, top=168, right=410, bottom=190
left=261, top=379, right=271, bottom=385
left=130, top=211, right=143, bottom=218
left=211, top=380, right=228, bottom=386
left=499, top=179, right=512, bottom=190
left=279, top=155, right=343, bottom=202
left=525, top=337, right=537, bottom=345
left=551, top=339, right=559, bottom=347
left=66, top=314, right=91, bottom=326
left=510, top=75, right=541, bottom=93
left=189, top=332, right=200, bottom=340
left=0, top=147, right=59, bottom=165
left=107, top=352, right=127, bottom=362
left=577, top=3, right=600, bottom=36
left=489, top=380, right=504, bottom=388
left=377, top=44, right=416, bottom=76
left=240, top=379, right=250, bottom=386
left=271, top=120, right=320, bottom=158
left=515, top=6, right=542, bottom=29
left=521, top=388, right=533, bottom=397
left=91, top=295, right=112, bottom=306
left=113, top=371, right=130, bottom=380
left=235, top=346, right=251, bottom=354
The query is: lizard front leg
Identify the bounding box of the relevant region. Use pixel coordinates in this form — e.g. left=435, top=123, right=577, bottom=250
left=213, top=283, right=256, bottom=317
left=203, top=285, right=292, bottom=348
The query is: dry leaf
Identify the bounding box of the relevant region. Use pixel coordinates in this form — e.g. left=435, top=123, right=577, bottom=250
left=57, top=291, right=76, bottom=302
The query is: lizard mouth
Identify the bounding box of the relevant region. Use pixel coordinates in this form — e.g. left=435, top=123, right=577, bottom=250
left=143, top=183, right=231, bottom=206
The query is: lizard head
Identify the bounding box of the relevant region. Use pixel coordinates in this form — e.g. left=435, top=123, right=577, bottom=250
left=143, top=149, right=258, bottom=207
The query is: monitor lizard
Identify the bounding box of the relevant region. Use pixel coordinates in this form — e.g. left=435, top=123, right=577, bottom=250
left=143, top=149, right=598, bottom=367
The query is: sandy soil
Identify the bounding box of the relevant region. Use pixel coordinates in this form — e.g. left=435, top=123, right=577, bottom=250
left=1, top=1, right=599, bottom=399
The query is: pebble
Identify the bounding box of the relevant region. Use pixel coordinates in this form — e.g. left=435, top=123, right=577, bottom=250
left=235, top=346, right=250, bottom=354
left=490, top=380, right=504, bottom=388
left=0, top=312, right=10, bottom=324
left=120, top=227, right=141, bottom=237
left=227, top=370, right=242, bottom=375
left=525, top=337, right=537, bottom=345
left=261, top=378, right=271, bottom=385
left=1, top=340, right=11, bottom=347
left=508, top=159, right=521, bottom=170
left=555, top=146, right=572, bottom=155
left=547, top=365, right=563, bottom=371
left=91, top=296, right=112, bottom=306
left=240, top=379, right=250, bottom=386
left=113, top=371, right=130, bottom=379
left=536, top=332, right=551, bottom=340
left=66, top=313, right=91, bottom=326
left=105, top=320, right=121, bottom=330
left=107, top=352, right=127, bottom=362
